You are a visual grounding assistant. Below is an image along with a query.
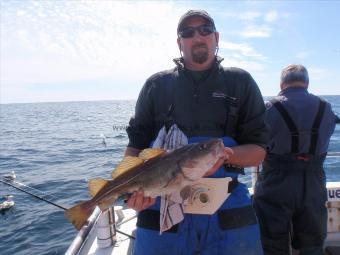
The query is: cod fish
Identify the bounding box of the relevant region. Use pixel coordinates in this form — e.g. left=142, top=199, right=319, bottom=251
left=65, top=138, right=226, bottom=230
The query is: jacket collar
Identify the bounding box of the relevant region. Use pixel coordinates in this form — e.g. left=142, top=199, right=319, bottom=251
left=279, top=87, right=308, bottom=96
left=173, top=56, right=224, bottom=70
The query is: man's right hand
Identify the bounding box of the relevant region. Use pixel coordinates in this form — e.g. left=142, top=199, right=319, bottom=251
left=126, top=189, right=156, bottom=211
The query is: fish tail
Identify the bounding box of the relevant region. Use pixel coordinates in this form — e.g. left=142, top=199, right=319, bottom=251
left=65, top=201, right=95, bottom=230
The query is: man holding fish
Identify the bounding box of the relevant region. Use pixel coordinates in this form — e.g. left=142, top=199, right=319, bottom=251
left=125, top=9, right=268, bottom=255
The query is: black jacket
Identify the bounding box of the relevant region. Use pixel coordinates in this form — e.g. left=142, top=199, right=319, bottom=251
left=127, top=57, right=268, bottom=149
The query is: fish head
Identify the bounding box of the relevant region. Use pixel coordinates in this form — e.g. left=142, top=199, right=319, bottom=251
left=179, top=139, right=226, bottom=180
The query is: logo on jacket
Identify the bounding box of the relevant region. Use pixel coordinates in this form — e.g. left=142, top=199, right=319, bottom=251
left=212, top=91, right=226, bottom=98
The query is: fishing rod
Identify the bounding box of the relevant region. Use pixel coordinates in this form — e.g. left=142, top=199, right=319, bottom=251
left=0, top=179, right=67, bottom=210
left=0, top=175, right=135, bottom=239
left=12, top=178, right=63, bottom=201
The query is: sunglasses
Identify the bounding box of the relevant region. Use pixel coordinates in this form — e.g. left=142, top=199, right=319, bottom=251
left=178, top=24, right=215, bottom=38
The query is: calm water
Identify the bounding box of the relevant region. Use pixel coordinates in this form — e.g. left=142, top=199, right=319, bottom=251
left=0, top=98, right=339, bottom=255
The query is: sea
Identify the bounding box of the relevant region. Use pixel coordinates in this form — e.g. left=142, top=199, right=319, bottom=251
left=0, top=97, right=339, bottom=255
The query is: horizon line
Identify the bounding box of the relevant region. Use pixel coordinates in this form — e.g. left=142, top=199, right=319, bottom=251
left=2, top=94, right=340, bottom=105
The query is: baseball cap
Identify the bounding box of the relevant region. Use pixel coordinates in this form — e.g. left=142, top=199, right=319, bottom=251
left=177, top=10, right=216, bottom=33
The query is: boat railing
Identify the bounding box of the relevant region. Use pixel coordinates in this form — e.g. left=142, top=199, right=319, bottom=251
left=65, top=207, right=101, bottom=255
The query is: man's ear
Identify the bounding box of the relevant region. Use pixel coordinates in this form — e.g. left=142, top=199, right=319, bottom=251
left=280, top=82, right=285, bottom=91
left=215, top=32, right=219, bottom=46
left=177, top=37, right=182, bottom=51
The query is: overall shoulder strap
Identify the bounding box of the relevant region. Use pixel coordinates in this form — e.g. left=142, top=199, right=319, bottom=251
left=163, top=72, right=177, bottom=131
left=222, top=69, right=239, bottom=137
left=309, top=98, right=326, bottom=154
left=271, top=98, right=299, bottom=154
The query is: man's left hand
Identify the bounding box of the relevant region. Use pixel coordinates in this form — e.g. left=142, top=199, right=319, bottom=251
left=204, top=147, right=234, bottom=176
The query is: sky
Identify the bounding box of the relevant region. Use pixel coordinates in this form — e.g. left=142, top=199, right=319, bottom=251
left=1, top=0, right=340, bottom=104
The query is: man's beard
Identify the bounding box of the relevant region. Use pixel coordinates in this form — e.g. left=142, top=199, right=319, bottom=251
left=191, top=44, right=209, bottom=64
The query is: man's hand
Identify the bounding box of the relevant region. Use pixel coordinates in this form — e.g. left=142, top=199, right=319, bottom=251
left=204, top=147, right=234, bottom=176
left=126, top=189, right=156, bottom=211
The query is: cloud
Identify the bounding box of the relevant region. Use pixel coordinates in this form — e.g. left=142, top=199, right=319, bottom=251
left=219, top=40, right=266, bottom=60
left=223, top=58, right=266, bottom=73
left=264, top=11, right=278, bottom=22
left=218, top=40, right=267, bottom=74
left=235, top=10, right=281, bottom=38
left=296, top=51, right=311, bottom=59
left=1, top=1, right=184, bottom=86
left=308, top=67, right=329, bottom=80
left=240, top=25, right=272, bottom=38
left=239, top=11, right=262, bottom=21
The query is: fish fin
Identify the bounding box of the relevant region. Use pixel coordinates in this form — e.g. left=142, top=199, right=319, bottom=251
left=98, top=195, right=118, bottom=211
left=88, top=178, right=109, bottom=197
left=138, top=148, right=166, bottom=160
left=65, top=201, right=94, bottom=230
left=111, top=156, right=144, bottom=179
left=98, top=201, right=111, bottom=211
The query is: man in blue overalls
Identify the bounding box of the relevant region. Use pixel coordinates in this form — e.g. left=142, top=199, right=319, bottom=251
left=125, top=10, right=268, bottom=255
left=253, top=64, right=337, bottom=255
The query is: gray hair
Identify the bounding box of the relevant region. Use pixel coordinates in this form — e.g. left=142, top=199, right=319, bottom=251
left=280, top=64, right=309, bottom=85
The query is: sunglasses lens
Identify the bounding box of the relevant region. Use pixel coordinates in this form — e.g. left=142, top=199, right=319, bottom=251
left=179, top=25, right=215, bottom=38
left=179, top=27, right=195, bottom=38
left=199, top=25, right=214, bottom=36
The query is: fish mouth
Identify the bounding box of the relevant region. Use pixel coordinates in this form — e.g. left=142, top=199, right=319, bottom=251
left=217, top=140, right=226, bottom=159
left=208, top=139, right=225, bottom=159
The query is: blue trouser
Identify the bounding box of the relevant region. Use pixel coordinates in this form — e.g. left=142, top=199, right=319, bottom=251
left=253, top=154, right=327, bottom=255
left=132, top=137, right=264, bottom=255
